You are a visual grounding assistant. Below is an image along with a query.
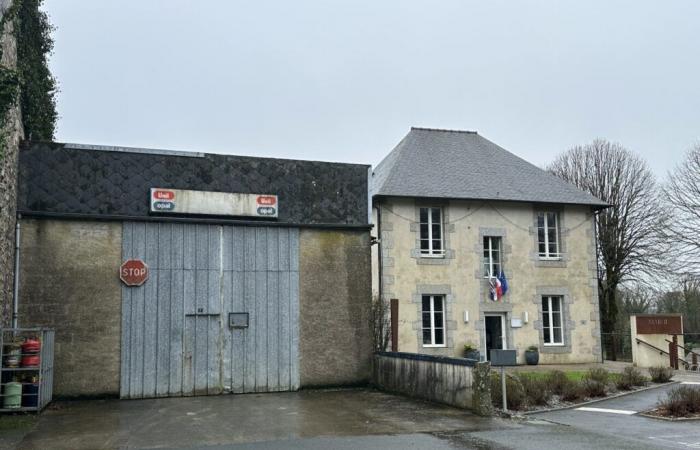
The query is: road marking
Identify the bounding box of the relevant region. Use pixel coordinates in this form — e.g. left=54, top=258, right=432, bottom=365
left=681, top=381, right=700, bottom=385
left=575, top=407, right=637, bottom=415
left=649, top=436, right=700, bottom=449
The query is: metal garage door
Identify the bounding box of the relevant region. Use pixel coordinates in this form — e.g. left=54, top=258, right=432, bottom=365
left=120, top=222, right=300, bottom=399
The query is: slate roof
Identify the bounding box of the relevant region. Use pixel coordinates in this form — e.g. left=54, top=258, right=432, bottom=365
left=371, top=127, right=608, bottom=208
left=18, top=142, right=370, bottom=227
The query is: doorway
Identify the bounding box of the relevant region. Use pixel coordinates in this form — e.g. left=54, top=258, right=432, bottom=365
left=484, top=314, right=506, bottom=361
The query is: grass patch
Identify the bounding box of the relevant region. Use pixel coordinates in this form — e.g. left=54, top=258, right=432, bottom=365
left=515, top=371, right=587, bottom=382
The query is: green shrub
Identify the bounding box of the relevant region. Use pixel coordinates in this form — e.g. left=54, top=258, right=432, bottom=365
left=546, top=370, right=569, bottom=396
left=490, top=373, right=526, bottom=410
left=560, top=380, right=585, bottom=402
left=658, top=386, right=700, bottom=417
left=585, top=368, right=609, bottom=384
left=517, top=374, right=552, bottom=406
left=615, top=366, right=647, bottom=390
left=649, top=366, right=674, bottom=383
left=582, top=379, right=607, bottom=397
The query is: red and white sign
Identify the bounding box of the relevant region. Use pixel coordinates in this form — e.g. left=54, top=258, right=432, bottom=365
left=149, top=188, right=278, bottom=218
left=120, top=259, right=149, bottom=286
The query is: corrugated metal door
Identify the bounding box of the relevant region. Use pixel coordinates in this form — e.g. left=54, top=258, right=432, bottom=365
left=120, top=222, right=299, bottom=399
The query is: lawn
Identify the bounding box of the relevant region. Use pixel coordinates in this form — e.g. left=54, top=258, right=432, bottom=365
left=514, top=370, right=588, bottom=382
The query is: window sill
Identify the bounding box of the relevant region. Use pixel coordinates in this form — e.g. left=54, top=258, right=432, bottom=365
left=420, top=254, right=446, bottom=259
left=423, top=344, right=447, bottom=348
left=543, top=343, right=565, bottom=347
left=538, top=256, right=562, bottom=261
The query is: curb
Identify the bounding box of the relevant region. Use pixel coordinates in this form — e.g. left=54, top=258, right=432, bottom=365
left=638, top=411, right=700, bottom=422
left=522, top=380, right=679, bottom=416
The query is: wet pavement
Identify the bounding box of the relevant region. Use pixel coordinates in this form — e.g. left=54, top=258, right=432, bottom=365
left=533, top=382, right=700, bottom=449
left=4, top=386, right=698, bottom=449
left=6, top=388, right=512, bottom=449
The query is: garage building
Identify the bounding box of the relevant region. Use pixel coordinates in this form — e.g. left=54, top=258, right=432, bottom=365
left=15, top=142, right=372, bottom=398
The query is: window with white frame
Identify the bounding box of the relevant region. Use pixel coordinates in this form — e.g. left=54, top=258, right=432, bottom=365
left=541, top=295, right=564, bottom=345
left=419, top=207, right=444, bottom=256
left=421, top=295, right=446, bottom=347
left=537, top=212, right=561, bottom=259
left=483, top=236, right=502, bottom=277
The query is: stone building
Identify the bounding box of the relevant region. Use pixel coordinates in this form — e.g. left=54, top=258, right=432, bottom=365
left=15, top=141, right=372, bottom=398
left=371, top=127, right=607, bottom=364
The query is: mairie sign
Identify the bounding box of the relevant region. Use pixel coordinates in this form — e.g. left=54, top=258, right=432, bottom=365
left=150, top=188, right=278, bottom=218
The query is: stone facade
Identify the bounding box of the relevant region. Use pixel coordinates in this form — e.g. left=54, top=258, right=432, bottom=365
left=0, top=0, right=22, bottom=326
left=18, top=219, right=123, bottom=397
left=373, top=197, right=601, bottom=365
left=299, top=229, right=372, bottom=386
left=17, top=219, right=373, bottom=397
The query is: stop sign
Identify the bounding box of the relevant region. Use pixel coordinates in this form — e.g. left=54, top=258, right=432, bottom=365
left=120, top=259, right=149, bottom=286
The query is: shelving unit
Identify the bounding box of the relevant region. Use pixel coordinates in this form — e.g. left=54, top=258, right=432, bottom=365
left=0, top=328, right=54, bottom=413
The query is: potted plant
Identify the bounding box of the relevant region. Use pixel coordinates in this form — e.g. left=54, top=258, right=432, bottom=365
left=525, top=345, right=539, bottom=365
left=463, top=343, right=480, bottom=361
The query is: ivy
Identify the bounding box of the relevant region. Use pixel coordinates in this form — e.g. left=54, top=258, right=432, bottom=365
left=0, top=67, right=20, bottom=156
left=0, top=0, right=57, bottom=158
left=0, top=0, right=22, bottom=157
left=15, top=0, right=57, bottom=141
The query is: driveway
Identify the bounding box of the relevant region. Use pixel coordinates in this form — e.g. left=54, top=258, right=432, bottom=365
left=7, top=388, right=510, bottom=450
left=4, top=386, right=697, bottom=449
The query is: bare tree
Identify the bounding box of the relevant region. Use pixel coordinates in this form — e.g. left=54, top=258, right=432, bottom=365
left=548, top=139, right=667, bottom=342
left=370, top=295, right=390, bottom=352
left=664, top=144, right=700, bottom=274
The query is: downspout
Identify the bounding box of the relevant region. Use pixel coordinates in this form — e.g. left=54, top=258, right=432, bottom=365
left=376, top=203, right=382, bottom=304
left=12, top=215, right=21, bottom=328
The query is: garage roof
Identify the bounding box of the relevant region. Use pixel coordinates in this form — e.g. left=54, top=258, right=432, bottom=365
left=18, top=142, right=370, bottom=227
left=372, top=128, right=608, bottom=209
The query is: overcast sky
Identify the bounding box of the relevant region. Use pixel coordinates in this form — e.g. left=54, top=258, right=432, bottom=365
left=45, top=1, right=699, bottom=178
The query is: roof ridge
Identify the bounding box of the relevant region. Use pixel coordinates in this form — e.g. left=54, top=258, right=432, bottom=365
left=411, top=126, right=478, bottom=135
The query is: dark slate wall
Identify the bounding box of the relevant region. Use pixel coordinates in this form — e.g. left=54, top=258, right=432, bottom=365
left=17, top=142, right=369, bottom=226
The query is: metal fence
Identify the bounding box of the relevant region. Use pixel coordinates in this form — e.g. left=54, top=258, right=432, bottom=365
left=601, top=332, right=633, bottom=362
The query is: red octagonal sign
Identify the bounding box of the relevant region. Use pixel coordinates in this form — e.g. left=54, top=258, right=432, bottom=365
left=120, top=259, right=149, bottom=286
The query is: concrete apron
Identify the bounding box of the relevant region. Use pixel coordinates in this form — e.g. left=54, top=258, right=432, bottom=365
left=11, top=388, right=513, bottom=450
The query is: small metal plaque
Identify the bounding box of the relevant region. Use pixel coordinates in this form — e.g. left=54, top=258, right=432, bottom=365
left=510, top=318, right=523, bottom=328
left=490, top=349, right=517, bottom=366
left=229, top=312, right=249, bottom=329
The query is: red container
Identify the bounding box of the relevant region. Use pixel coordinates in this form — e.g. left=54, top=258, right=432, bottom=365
left=22, top=338, right=41, bottom=354
left=21, top=354, right=40, bottom=367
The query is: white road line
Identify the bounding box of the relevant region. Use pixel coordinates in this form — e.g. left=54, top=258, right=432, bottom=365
left=575, top=407, right=637, bottom=415
left=681, top=381, right=700, bottom=385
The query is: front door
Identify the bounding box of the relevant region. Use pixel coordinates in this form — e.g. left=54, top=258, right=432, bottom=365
left=485, top=314, right=506, bottom=361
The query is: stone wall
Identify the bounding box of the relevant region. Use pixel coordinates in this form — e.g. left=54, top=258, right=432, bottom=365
left=377, top=198, right=601, bottom=364
left=17, top=219, right=123, bottom=397
left=299, top=229, right=373, bottom=386
left=373, top=352, right=492, bottom=415
left=0, top=0, right=22, bottom=326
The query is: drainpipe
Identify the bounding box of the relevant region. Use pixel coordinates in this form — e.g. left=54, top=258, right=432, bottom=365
left=12, top=215, right=20, bottom=328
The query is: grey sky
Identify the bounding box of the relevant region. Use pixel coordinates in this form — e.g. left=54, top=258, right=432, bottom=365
left=45, top=1, right=699, bottom=178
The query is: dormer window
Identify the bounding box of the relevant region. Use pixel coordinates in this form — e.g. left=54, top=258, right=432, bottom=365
left=419, top=207, right=444, bottom=257
left=537, top=212, right=561, bottom=259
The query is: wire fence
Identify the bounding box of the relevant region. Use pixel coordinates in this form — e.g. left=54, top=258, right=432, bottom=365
left=601, top=332, right=633, bottom=362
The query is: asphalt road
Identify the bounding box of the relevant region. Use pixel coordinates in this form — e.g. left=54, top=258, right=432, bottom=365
left=532, top=382, right=700, bottom=450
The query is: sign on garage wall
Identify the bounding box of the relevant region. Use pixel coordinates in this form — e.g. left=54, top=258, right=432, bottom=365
left=150, top=188, right=278, bottom=218
left=120, top=259, right=149, bottom=286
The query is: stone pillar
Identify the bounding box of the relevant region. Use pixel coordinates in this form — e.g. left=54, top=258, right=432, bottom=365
left=471, top=361, right=493, bottom=417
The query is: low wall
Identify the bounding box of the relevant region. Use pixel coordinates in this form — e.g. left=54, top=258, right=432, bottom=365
left=373, top=352, right=492, bottom=416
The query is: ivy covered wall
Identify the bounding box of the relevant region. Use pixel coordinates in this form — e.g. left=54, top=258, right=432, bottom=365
left=0, top=0, right=56, bottom=325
